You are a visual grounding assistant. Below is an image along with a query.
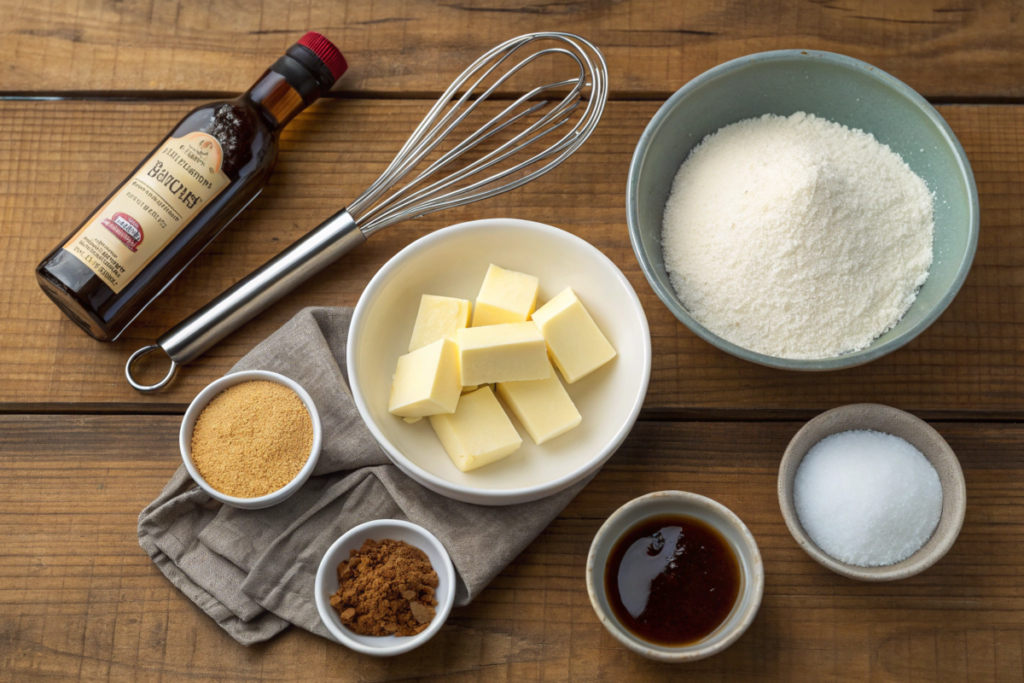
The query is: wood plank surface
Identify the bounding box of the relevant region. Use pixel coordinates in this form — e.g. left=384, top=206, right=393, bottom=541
left=0, top=414, right=1022, bottom=682
left=3, top=2, right=1024, bottom=682
left=1, top=0, right=1023, bottom=100
left=1, top=99, right=1022, bottom=415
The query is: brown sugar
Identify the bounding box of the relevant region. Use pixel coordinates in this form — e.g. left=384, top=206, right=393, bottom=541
left=190, top=380, right=313, bottom=498
left=330, top=539, right=440, bottom=636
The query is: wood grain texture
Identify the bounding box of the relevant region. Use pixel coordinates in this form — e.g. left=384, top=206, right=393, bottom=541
left=0, top=415, right=1022, bottom=682
left=2, top=3, right=1023, bottom=682
left=1, top=99, right=1022, bottom=414
left=1, top=0, right=1022, bottom=100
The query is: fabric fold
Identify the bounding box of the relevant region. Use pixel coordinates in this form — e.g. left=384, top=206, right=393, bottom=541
left=138, top=307, right=586, bottom=646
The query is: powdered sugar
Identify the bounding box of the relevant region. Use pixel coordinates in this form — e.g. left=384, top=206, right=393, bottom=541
left=662, top=112, right=934, bottom=359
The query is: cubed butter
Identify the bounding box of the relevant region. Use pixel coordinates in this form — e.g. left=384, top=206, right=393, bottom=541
left=457, top=322, right=550, bottom=386
left=531, top=287, right=616, bottom=383
left=388, top=338, right=462, bottom=417
left=472, top=264, right=540, bottom=326
left=429, top=386, right=522, bottom=472
left=497, top=363, right=581, bottom=445
left=408, top=294, right=471, bottom=352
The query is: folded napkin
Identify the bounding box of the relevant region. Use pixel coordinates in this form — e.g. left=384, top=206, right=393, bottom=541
left=138, top=307, right=588, bottom=645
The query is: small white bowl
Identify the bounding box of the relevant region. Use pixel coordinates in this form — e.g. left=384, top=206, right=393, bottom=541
left=347, top=218, right=652, bottom=506
left=314, top=519, right=456, bottom=657
left=586, top=491, right=764, bottom=662
left=179, top=370, right=322, bottom=509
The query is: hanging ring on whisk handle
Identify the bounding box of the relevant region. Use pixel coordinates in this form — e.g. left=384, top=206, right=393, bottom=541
left=125, top=345, right=178, bottom=392
left=124, top=209, right=364, bottom=391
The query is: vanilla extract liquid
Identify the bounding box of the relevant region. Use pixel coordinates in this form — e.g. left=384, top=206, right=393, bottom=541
left=35, top=33, right=347, bottom=342
left=605, top=515, right=741, bottom=646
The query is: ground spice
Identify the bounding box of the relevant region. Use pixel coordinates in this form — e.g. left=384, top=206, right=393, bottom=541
left=330, top=539, right=439, bottom=636
left=190, top=380, right=313, bottom=498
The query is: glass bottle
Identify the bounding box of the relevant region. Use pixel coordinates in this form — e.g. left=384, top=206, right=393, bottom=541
left=35, top=32, right=346, bottom=341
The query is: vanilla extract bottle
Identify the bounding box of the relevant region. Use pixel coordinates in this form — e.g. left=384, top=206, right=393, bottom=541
left=36, top=33, right=346, bottom=341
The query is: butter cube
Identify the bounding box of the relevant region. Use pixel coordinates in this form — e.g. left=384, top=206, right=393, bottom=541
left=497, top=363, right=582, bottom=445
left=388, top=338, right=462, bottom=417
left=472, top=264, right=540, bottom=326
left=429, top=386, right=522, bottom=472
left=531, top=287, right=616, bottom=383
left=456, top=322, right=550, bottom=386
left=408, top=294, right=472, bottom=352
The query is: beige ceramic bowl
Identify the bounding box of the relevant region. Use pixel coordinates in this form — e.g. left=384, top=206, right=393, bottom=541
left=586, top=491, right=764, bottom=662
left=778, top=404, right=966, bottom=581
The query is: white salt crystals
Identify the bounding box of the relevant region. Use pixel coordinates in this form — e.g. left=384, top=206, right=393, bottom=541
left=794, top=430, right=942, bottom=567
left=662, top=112, right=934, bottom=360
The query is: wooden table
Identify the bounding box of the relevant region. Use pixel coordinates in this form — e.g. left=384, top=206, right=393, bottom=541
left=2, top=1, right=1024, bottom=680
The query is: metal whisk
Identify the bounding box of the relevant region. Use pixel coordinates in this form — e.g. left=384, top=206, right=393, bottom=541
left=126, top=32, right=608, bottom=391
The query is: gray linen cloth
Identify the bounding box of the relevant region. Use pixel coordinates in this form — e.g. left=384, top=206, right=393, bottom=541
left=138, top=307, right=587, bottom=646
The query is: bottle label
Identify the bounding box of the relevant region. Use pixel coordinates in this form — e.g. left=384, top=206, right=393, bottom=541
left=63, top=132, right=231, bottom=293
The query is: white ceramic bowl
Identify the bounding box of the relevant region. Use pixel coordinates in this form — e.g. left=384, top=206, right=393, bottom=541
left=348, top=218, right=652, bottom=506
left=314, top=519, right=457, bottom=657
left=179, top=370, right=322, bottom=509
left=586, top=491, right=764, bottom=662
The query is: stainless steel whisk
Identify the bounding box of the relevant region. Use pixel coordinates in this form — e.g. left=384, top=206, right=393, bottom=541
left=126, top=32, right=608, bottom=391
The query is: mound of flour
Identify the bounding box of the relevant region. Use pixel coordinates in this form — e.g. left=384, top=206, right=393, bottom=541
left=661, top=112, right=934, bottom=360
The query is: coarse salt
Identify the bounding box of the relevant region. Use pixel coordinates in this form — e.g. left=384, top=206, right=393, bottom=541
left=793, top=429, right=942, bottom=567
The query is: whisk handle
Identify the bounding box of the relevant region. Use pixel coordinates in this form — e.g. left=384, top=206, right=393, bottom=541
left=125, top=209, right=364, bottom=391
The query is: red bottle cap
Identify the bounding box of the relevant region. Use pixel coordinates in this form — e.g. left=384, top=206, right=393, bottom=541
left=297, top=32, right=347, bottom=83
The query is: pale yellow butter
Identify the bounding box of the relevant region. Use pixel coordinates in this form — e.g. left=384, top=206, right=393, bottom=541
left=456, top=322, right=550, bottom=386
left=388, top=338, right=462, bottom=417
left=408, top=294, right=471, bottom=352
left=472, top=264, right=540, bottom=326
left=429, top=386, right=522, bottom=472
left=531, top=287, right=616, bottom=383
left=497, top=362, right=581, bottom=445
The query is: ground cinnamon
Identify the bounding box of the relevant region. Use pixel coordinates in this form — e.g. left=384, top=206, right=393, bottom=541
left=330, top=538, right=439, bottom=636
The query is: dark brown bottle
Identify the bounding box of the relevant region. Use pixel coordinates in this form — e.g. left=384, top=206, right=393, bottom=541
left=36, top=33, right=346, bottom=341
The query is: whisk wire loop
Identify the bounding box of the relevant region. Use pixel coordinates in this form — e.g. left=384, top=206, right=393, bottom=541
left=353, top=51, right=584, bottom=224
left=350, top=32, right=608, bottom=236
left=363, top=83, right=583, bottom=224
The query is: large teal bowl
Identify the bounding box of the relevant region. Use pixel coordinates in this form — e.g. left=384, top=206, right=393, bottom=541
left=627, top=50, right=979, bottom=371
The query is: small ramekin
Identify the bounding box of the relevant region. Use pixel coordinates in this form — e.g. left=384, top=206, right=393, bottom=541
left=586, top=491, right=764, bottom=662
left=314, top=519, right=456, bottom=657
left=778, top=403, right=966, bottom=581
left=179, top=370, right=322, bottom=510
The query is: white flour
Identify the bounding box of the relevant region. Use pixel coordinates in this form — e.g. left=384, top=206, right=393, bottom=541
left=662, top=112, right=934, bottom=360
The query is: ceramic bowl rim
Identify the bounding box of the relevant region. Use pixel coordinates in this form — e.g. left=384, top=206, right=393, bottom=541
left=625, top=48, right=980, bottom=371
left=777, top=403, right=967, bottom=581
left=585, top=491, right=765, bottom=662
left=313, top=519, right=457, bottom=656
left=346, top=217, right=652, bottom=504
left=179, top=370, right=323, bottom=509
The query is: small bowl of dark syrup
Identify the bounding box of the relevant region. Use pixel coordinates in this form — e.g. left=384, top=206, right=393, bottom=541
left=586, top=491, right=764, bottom=662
